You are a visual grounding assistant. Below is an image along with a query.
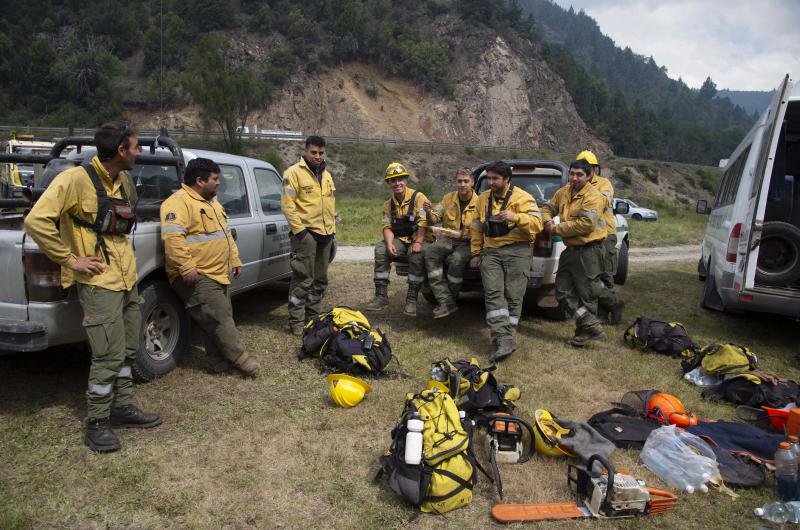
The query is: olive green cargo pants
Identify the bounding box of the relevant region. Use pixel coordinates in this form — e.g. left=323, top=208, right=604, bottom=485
left=597, top=234, right=618, bottom=312
left=555, top=242, right=605, bottom=323
left=425, top=240, right=471, bottom=306
left=288, top=235, right=334, bottom=326
left=373, top=238, right=426, bottom=286
left=480, top=243, right=532, bottom=346
left=78, top=284, right=141, bottom=419
left=171, top=275, right=245, bottom=366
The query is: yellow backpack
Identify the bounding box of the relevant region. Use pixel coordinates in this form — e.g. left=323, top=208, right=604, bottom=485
left=682, top=343, right=758, bottom=377
left=377, top=389, right=476, bottom=514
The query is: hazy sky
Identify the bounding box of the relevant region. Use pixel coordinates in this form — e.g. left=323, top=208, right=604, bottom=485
left=552, top=0, right=799, bottom=91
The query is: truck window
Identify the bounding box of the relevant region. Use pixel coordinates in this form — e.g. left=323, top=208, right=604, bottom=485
left=217, top=164, right=250, bottom=216
left=253, top=168, right=282, bottom=213
left=714, top=146, right=750, bottom=208
left=130, top=164, right=179, bottom=202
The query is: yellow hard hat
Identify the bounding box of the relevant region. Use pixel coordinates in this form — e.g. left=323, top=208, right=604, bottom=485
left=533, top=409, right=575, bottom=457
left=576, top=150, right=599, bottom=166
left=384, top=162, right=409, bottom=180
left=327, top=373, right=373, bottom=408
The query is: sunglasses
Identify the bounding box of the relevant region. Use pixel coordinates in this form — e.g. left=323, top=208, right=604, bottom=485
left=116, top=124, right=132, bottom=150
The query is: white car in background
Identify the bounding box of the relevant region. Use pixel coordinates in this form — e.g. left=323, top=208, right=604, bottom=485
left=614, top=198, right=658, bottom=221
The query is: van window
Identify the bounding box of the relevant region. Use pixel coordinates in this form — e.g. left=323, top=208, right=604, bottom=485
left=217, top=164, right=250, bottom=216
left=714, top=146, right=750, bottom=207
left=253, top=167, right=282, bottom=213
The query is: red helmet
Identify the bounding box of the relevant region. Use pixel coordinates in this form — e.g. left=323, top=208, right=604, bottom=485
left=647, top=392, right=698, bottom=427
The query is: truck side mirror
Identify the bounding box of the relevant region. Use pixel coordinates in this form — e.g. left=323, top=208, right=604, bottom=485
left=696, top=199, right=709, bottom=214
left=614, top=201, right=629, bottom=215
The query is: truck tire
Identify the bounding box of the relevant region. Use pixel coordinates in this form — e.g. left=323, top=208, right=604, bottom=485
left=134, top=281, right=190, bottom=382
left=755, top=221, right=800, bottom=286
left=613, top=240, right=629, bottom=285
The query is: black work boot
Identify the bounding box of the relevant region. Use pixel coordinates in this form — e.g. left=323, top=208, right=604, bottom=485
left=608, top=300, right=625, bottom=326
left=364, top=283, right=389, bottom=311
left=403, top=283, right=421, bottom=317
left=491, top=337, right=518, bottom=362
left=85, top=417, right=121, bottom=453
left=110, top=405, right=162, bottom=429
left=569, top=315, right=606, bottom=347
left=432, top=303, right=458, bottom=319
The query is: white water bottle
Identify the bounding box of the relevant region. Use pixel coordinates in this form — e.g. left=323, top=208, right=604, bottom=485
left=404, top=413, right=424, bottom=465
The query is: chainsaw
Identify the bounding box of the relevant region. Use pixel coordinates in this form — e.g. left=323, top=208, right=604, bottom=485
left=491, top=454, right=677, bottom=523
left=483, top=413, right=536, bottom=498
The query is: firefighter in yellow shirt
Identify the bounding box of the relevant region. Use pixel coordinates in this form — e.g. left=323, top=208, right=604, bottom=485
left=577, top=150, right=624, bottom=325
left=422, top=167, right=478, bottom=318
left=542, top=159, right=608, bottom=347
left=281, top=136, right=336, bottom=335
left=469, top=161, right=543, bottom=361
left=364, top=162, right=430, bottom=317
left=161, top=158, right=260, bottom=377
left=24, top=123, right=161, bottom=453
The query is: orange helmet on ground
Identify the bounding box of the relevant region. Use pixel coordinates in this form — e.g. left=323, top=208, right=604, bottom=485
left=647, top=392, right=698, bottom=427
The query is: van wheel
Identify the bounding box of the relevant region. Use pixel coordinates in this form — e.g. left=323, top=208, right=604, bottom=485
left=613, top=240, right=629, bottom=285
left=755, top=221, right=800, bottom=286
left=134, top=281, right=190, bottom=382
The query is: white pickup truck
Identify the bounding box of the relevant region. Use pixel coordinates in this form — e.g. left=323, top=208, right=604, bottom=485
left=0, top=134, right=298, bottom=380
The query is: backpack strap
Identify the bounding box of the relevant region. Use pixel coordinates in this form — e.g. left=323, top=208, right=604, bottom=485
left=486, top=184, right=515, bottom=220
left=637, top=316, right=651, bottom=348
left=407, top=190, right=418, bottom=217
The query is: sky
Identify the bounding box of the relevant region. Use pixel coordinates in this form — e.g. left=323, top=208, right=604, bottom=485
left=551, top=0, right=800, bottom=91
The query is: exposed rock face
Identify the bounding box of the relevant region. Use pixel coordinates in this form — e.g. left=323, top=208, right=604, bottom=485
left=131, top=36, right=608, bottom=155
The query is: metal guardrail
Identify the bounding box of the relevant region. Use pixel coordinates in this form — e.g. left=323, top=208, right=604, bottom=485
left=0, top=125, right=718, bottom=168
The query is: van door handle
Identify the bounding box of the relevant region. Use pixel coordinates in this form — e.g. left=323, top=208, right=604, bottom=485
left=230, top=228, right=238, bottom=240
left=266, top=224, right=277, bottom=234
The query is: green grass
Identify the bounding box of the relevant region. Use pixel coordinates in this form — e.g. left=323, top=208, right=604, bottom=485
left=626, top=209, right=708, bottom=247
left=1, top=261, right=796, bottom=528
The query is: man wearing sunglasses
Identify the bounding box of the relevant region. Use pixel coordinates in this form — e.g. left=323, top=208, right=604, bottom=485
left=25, top=122, right=161, bottom=453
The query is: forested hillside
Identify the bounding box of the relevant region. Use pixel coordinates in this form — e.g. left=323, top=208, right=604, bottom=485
left=0, top=0, right=751, bottom=164
left=716, top=89, right=774, bottom=116
left=520, top=0, right=754, bottom=164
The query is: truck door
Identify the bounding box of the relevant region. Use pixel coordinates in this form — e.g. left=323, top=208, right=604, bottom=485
left=251, top=165, right=291, bottom=281
left=216, top=163, right=263, bottom=294
left=736, top=75, right=792, bottom=292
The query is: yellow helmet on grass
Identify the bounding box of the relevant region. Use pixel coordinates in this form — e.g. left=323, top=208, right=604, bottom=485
left=533, top=409, right=575, bottom=457
left=384, top=162, right=409, bottom=180
left=327, top=373, right=372, bottom=408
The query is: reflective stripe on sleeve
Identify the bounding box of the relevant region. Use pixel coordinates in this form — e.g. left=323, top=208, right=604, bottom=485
left=529, top=211, right=543, bottom=218
left=601, top=191, right=612, bottom=197
left=577, top=211, right=599, bottom=221
left=283, top=188, right=297, bottom=197
left=381, top=217, right=391, bottom=224
left=435, top=206, right=445, bottom=214
left=161, top=224, right=187, bottom=234
left=186, top=231, right=227, bottom=244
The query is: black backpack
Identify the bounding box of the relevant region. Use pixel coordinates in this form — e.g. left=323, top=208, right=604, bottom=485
left=623, top=316, right=695, bottom=357
left=704, top=371, right=800, bottom=409
left=588, top=404, right=660, bottom=449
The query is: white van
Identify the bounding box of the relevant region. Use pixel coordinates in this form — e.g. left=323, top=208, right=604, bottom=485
left=697, top=75, right=800, bottom=318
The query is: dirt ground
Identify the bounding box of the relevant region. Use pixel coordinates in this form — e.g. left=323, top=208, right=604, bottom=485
left=1, top=261, right=797, bottom=529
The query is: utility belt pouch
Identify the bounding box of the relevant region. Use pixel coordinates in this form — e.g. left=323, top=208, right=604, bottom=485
left=97, top=197, right=136, bottom=235
left=390, top=215, right=415, bottom=238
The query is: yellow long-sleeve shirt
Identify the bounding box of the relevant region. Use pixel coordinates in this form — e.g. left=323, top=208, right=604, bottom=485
left=542, top=183, right=607, bottom=247
left=280, top=157, right=336, bottom=237
left=24, top=155, right=137, bottom=291
left=590, top=175, right=616, bottom=237
left=427, top=190, right=479, bottom=239
left=160, top=184, right=242, bottom=285
left=381, top=187, right=431, bottom=243
left=470, top=185, right=543, bottom=256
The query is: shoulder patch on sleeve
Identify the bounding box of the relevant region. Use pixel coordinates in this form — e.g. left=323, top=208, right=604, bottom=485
left=165, top=212, right=176, bottom=222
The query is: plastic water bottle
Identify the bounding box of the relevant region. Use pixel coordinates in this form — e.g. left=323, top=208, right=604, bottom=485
left=776, top=442, right=799, bottom=502
left=754, top=501, right=791, bottom=523
left=404, top=413, right=424, bottom=465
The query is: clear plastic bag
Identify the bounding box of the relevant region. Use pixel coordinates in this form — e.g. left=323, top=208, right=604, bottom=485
left=683, top=367, right=722, bottom=389
left=641, top=425, right=721, bottom=493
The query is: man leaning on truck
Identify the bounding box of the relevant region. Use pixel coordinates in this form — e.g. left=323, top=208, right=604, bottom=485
left=24, top=122, right=161, bottom=453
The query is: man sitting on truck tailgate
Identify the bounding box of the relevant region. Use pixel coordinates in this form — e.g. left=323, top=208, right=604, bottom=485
left=469, top=160, right=543, bottom=362
left=161, top=158, right=260, bottom=378
left=422, top=167, right=478, bottom=319
left=281, top=136, right=336, bottom=336
left=24, top=122, right=161, bottom=453
left=542, top=159, right=608, bottom=347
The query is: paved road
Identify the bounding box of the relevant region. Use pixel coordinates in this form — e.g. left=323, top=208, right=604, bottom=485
left=335, top=244, right=701, bottom=263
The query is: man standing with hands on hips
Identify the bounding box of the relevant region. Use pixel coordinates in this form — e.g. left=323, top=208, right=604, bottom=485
left=281, top=136, right=336, bottom=335
left=25, top=122, right=161, bottom=453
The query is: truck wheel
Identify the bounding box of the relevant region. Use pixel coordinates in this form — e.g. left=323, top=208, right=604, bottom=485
left=755, top=221, right=800, bottom=286
left=632, top=213, right=643, bottom=220
left=134, top=281, right=190, bottom=382
left=613, top=240, right=629, bottom=285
